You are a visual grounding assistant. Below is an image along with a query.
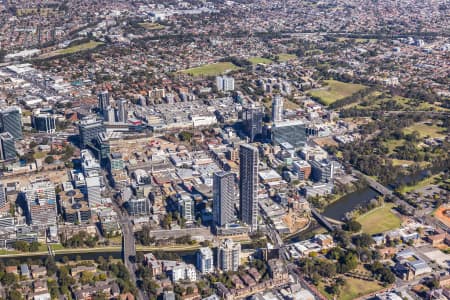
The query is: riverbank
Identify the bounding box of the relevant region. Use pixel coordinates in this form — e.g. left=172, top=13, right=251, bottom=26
left=0, top=246, right=122, bottom=258
left=322, top=187, right=380, bottom=221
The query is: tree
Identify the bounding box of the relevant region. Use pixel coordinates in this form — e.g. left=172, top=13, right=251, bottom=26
left=352, top=233, right=374, bottom=248
left=29, top=241, right=40, bottom=252
left=13, top=241, right=29, bottom=252
left=80, top=271, right=94, bottom=284
left=178, top=131, right=193, bottom=142
left=44, top=156, right=55, bottom=164
left=338, top=252, right=358, bottom=273
left=344, top=219, right=362, bottom=232
left=8, top=290, right=22, bottom=300
left=1, top=272, right=17, bottom=285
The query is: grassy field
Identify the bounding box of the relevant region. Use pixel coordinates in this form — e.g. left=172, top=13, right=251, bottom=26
left=384, top=139, right=405, bottom=154
left=318, top=277, right=384, bottom=300
left=277, top=53, right=297, bottom=61
left=139, top=22, right=165, bottom=30
left=57, top=41, right=104, bottom=55
left=34, top=152, right=46, bottom=159
left=308, top=80, right=367, bottom=105
left=180, top=62, right=240, bottom=76
left=357, top=204, right=401, bottom=235
left=16, top=8, right=58, bottom=17
left=248, top=57, right=273, bottom=64
left=403, top=122, right=446, bottom=139
left=337, top=37, right=377, bottom=43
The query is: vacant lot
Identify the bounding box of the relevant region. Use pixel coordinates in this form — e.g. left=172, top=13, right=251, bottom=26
left=180, top=62, right=240, bottom=76
left=357, top=204, right=401, bottom=235
left=248, top=57, right=273, bottom=65
left=308, top=80, right=367, bottom=105
left=403, top=122, right=446, bottom=139
left=57, top=41, right=104, bottom=55
left=318, top=277, right=384, bottom=300
left=277, top=53, right=297, bottom=61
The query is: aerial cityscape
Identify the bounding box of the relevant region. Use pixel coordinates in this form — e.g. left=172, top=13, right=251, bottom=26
left=0, top=0, right=448, bottom=299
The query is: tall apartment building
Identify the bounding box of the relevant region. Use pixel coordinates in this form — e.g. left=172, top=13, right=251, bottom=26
left=239, top=144, right=259, bottom=232
left=196, top=247, right=214, bottom=274
left=116, top=99, right=128, bottom=123
left=243, top=105, right=264, bottom=142
left=272, top=94, right=283, bottom=123
left=178, top=194, right=195, bottom=223
left=78, top=118, right=105, bottom=149
left=98, top=91, right=110, bottom=115
left=104, top=107, right=116, bottom=123
left=0, top=132, right=16, bottom=161
left=0, top=106, right=22, bottom=140
left=24, top=181, right=57, bottom=227
left=213, top=171, right=236, bottom=227
left=216, top=76, right=235, bottom=92
left=0, top=183, right=6, bottom=211
left=217, top=239, right=241, bottom=272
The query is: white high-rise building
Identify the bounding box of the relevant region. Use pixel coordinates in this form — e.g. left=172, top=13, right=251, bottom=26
left=86, top=176, right=102, bottom=208
left=217, top=239, right=241, bottom=272
left=178, top=194, right=194, bottom=223
left=23, top=181, right=57, bottom=227
left=213, top=171, right=235, bottom=227
left=116, top=99, right=128, bottom=123
left=216, top=76, right=235, bottom=92
left=272, top=95, right=283, bottom=123
left=196, top=247, right=214, bottom=274
left=104, top=106, right=116, bottom=123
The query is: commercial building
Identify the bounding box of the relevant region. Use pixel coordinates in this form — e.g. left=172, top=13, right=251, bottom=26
left=217, top=239, right=241, bottom=272
left=196, top=247, right=214, bottom=274
left=239, top=144, right=259, bottom=231
left=85, top=176, right=102, bottom=208
left=0, top=106, right=22, bottom=140
left=31, top=112, right=56, bottom=134
left=109, top=153, right=124, bottom=171
left=127, top=198, right=150, bottom=216
left=78, top=118, right=105, bottom=149
left=272, top=95, right=283, bottom=123
left=213, top=171, right=236, bottom=227
left=243, top=106, right=264, bottom=142
left=292, top=160, right=311, bottom=181
left=310, top=159, right=335, bottom=183
left=24, top=181, right=57, bottom=227
left=0, top=132, right=16, bottom=161
left=58, top=189, right=91, bottom=223
left=271, top=121, right=307, bottom=149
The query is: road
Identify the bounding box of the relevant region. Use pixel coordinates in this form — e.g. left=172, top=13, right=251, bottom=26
left=103, top=168, right=145, bottom=300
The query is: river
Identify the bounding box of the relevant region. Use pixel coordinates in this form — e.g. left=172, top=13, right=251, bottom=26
left=322, top=187, right=380, bottom=221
